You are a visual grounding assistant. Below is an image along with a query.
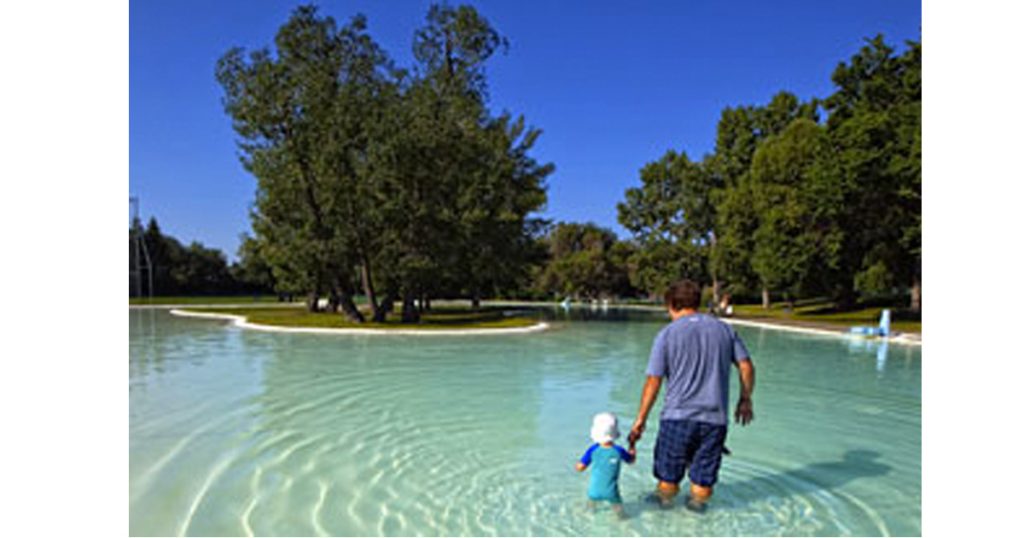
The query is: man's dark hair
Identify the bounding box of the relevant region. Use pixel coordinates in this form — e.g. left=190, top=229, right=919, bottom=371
left=664, top=279, right=702, bottom=311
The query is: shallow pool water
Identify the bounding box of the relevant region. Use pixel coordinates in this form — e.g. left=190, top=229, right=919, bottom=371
left=129, top=307, right=920, bottom=536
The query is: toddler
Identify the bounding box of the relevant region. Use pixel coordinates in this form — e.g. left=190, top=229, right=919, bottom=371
left=575, top=412, right=636, bottom=516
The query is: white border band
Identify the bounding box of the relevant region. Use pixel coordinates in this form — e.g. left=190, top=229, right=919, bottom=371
left=169, top=308, right=551, bottom=336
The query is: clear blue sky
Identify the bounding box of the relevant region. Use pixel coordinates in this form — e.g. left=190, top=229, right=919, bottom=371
left=130, top=0, right=920, bottom=260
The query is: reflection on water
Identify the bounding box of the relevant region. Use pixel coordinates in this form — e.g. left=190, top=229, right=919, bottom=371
left=130, top=308, right=920, bottom=536
left=844, top=337, right=895, bottom=375
left=519, top=304, right=669, bottom=324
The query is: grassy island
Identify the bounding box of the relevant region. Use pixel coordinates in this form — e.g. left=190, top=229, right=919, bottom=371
left=731, top=300, right=921, bottom=334
left=176, top=305, right=543, bottom=331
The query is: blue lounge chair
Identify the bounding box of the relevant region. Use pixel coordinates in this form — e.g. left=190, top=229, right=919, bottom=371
left=849, top=309, right=892, bottom=337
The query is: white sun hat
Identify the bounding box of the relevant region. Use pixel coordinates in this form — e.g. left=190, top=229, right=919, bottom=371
left=590, top=412, right=620, bottom=444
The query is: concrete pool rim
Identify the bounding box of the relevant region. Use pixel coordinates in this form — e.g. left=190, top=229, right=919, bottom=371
left=168, top=308, right=551, bottom=336
left=488, top=300, right=923, bottom=347
left=722, top=317, right=922, bottom=346
left=145, top=304, right=919, bottom=345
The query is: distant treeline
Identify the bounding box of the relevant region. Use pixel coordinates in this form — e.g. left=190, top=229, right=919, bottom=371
left=129, top=218, right=273, bottom=297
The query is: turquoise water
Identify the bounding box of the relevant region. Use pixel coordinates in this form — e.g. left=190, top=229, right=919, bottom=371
left=129, top=307, right=920, bottom=536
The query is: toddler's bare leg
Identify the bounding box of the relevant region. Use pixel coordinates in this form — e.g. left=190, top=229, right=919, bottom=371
left=611, top=503, right=627, bottom=519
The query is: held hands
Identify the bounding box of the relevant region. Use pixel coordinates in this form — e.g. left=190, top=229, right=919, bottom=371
left=628, top=420, right=645, bottom=446
left=735, top=397, right=754, bottom=426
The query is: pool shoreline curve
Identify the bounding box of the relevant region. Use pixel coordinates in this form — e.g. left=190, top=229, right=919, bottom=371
left=722, top=317, right=922, bottom=346
left=168, top=308, right=551, bottom=336
left=486, top=301, right=923, bottom=347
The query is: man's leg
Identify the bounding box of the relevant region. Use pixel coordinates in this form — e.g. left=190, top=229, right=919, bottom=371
left=653, top=420, right=695, bottom=507
left=686, top=423, right=727, bottom=510
left=657, top=480, right=680, bottom=499
left=690, top=483, right=713, bottom=501
left=687, top=483, right=713, bottom=510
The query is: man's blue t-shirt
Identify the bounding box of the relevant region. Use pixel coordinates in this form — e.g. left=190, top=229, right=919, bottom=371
left=580, top=443, right=634, bottom=502
left=646, top=313, right=751, bottom=425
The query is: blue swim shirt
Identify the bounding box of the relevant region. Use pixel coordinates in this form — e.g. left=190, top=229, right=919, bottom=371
left=580, top=443, right=634, bottom=502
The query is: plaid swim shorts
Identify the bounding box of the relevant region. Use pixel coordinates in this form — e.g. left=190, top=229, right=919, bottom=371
left=653, top=419, right=727, bottom=487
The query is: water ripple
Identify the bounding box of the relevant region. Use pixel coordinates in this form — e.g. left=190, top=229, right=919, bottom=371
left=130, top=309, right=920, bottom=536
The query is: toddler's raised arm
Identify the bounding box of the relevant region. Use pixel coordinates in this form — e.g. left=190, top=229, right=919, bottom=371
left=576, top=443, right=598, bottom=471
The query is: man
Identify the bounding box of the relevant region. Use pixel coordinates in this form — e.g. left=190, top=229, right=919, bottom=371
left=628, top=279, right=756, bottom=509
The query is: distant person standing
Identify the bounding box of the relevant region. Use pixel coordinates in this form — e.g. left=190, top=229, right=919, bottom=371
left=719, top=292, right=734, bottom=317
left=628, top=280, right=755, bottom=509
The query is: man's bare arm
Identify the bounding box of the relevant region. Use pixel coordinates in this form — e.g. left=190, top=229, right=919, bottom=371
left=735, top=359, right=755, bottom=425
left=629, top=375, right=663, bottom=444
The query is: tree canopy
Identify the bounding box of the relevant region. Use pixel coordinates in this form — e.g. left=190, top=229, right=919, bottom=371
left=139, top=15, right=920, bottom=316
left=535, top=222, right=634, bottom=300
left=617, top=36, right=921, bottom=310
left=215, top=3, right=553, bottom=321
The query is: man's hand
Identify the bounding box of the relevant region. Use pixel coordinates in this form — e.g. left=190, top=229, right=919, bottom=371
left=630, top=376, right=662, bottom=446
left=575, top=462, right=587, bottom=472
left=734, top=397, right=754, bottom=425
left=628, top=421, right=645, bottom=445
left=734, top=359, right=755, bottom=426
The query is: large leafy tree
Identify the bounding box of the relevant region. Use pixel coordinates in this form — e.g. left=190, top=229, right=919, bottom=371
left=217, top=4, right=551, bottom=322
left=707, top=107, right=760, bottom=299
left=748, top=119, right=843, bottom=303
left=824, top=36, right=921, bottom=310
left=384, top=3, right=550, bottom=318
left=708, top=91, right=818, bottom=306
left=216, top=5, right=381, bottom=317
left=454, top=114, right=552, bottom=308
left=617, top=150, right=715, bottom=296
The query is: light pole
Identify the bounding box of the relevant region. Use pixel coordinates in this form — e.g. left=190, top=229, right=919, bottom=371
left=130, top=196, right=154, bottom=300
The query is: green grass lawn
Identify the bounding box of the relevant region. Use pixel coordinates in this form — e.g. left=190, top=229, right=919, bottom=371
left=178, top=305, right=541, bottom=330
left=731, top=301, right=921, bottom=333
left=130, top=295, right=296, bottom=305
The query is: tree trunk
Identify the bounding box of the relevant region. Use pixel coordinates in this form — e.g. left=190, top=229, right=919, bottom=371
left=337, top=289, right=364, bottom=323
left=471, top=289, right=481, bottom=310
left=360, top=259, right=381, bottom=322
left=710, top=234, right=721, bottom=306
left=911, top=273, right=922, bottom=313
left=375, top=292, right=396, bottom=322
left=326, top=290, right=340, bottom=313
left=761, top=287, right=771, bottom=310
left=306, top=291, right=320, bottom=313
left=402, top=290, right=420, bottom=323
left=424, top=296, right=431, bottom=311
